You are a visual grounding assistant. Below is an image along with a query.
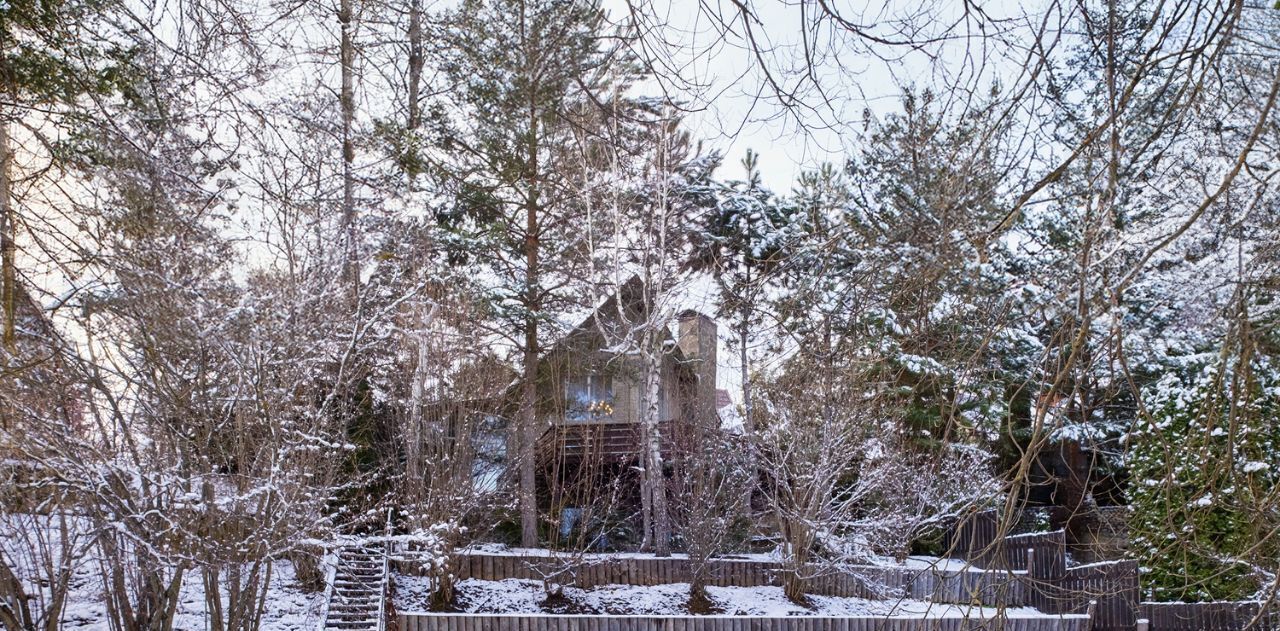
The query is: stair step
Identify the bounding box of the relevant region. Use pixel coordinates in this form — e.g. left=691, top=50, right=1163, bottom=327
left=324, top=545, right=388, bottom=631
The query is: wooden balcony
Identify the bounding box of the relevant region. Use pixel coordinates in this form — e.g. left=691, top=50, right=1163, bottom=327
left=536, top=420, right=678, bottom=465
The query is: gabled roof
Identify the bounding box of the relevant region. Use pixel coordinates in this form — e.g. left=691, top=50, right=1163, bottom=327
left=546, top=275, right=692, bottom=366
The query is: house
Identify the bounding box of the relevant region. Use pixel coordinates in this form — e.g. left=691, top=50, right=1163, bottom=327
left=527, top=278, right=721, bottom=539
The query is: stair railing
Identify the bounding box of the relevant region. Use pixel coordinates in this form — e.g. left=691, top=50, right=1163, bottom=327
left=377, top=508, right=393, bottom=631
left=317, top=545, right=339, bottom=631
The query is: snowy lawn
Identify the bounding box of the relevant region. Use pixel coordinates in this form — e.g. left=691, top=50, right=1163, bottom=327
left=1, top=514, right=325, bottom=631
left=464, top=543, right=980, bottom=573
left=395, top=576, right=1046, bottom=618
left=26, top=555, right=321, bottom=631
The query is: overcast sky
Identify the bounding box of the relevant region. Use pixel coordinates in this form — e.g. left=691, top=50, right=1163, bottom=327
left=599, top=0, right=1044, bottom=191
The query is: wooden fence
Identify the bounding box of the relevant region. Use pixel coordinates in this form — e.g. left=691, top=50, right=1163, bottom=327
left=945, top=511, right=1003, bottom=567
left=945, top=513, right=1136, bottom=631
left=943, top=527, right=1070, bottom=619
left=398, top=613, right=1094, bottom=631
left=944, top=511, right=1280, bottom=631
left=396, top=553, right=1027, bottom=607
left=1050, top=562, right=1137, bottom=631
left=1140, top=601, right=1279, bottom=630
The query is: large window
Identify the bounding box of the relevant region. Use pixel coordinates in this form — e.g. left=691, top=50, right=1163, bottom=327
left=565, top=374, right=614, bottom=422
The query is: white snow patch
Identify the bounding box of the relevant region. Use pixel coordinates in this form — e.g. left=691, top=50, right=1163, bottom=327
left=396, top=577, right=1055, bottom=619
left=1, top=514, right=325, bottom=631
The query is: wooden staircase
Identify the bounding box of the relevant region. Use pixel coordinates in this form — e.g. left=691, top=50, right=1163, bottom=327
left=320, top=544, right=390, bottom=631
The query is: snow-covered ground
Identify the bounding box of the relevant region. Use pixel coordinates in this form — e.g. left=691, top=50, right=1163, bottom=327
left=395, top=577, right=1047, bottom=618
left=464, top=543, right=983, bottom=573
left=29, top=555, right=321, bottom=631
left=1, top=514, right=325, bottom=631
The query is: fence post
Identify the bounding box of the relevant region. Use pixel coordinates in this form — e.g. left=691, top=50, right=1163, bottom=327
left=1136, top=618, right=1149, bottom=631
left=1085, top=600, right=1097, bottom=631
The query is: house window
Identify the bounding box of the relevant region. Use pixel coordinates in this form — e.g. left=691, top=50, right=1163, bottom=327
left=565, top=374, right=614, bottom=421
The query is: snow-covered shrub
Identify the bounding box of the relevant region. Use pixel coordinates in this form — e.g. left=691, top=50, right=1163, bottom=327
left=752, top=352, right=999, bottom=604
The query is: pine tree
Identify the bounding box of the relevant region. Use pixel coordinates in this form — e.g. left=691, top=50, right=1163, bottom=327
left=0, top=0, right=131, bottom=347
left=694, top=150, right=792, bottom=429
left=432, top=0, right=654, bottom=546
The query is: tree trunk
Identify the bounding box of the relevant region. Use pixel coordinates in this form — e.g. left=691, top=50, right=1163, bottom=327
left=518, top=59, right=541, bottom=547
left=638, top=416, right=653, bottom=552
left=738, top=304, right=751, bottom=426
left=1, top=118, right=16, bottom=351
left=338, top=0, right=357, bottom=287
left=738, top=295, right=756, bottom=514
left=519, top=318, right=538, bottom=547
left=406, top=305, right=436, bottom=523
left=0, top=557, right=35, bottom=631
left=406, top=0, right=424, bottom=131
left=642, top=346, right=671, bottom=556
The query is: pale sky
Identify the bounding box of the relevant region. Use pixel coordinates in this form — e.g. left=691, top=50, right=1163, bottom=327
left=600, top=0, right=1045, bottom=191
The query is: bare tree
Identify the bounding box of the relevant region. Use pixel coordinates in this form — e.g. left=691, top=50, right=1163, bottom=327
left=671, top=430, right=751, bottom=613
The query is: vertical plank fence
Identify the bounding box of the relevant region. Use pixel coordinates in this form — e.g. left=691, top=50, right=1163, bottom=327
left=1048, top=561, right=1138, bottom=631
left=399, top=613, right=1095, bottom=631
left=944, top=509, right=1274, bottom=631
left=1140, top=601, right=1279, bottom=630
left=393, top=515, right=1269, bottom=631
left=945, top=510, right=1001, bottom=567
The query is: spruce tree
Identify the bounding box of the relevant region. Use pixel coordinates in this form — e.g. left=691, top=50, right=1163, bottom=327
left=1127, top=293, right=1280, bottom=602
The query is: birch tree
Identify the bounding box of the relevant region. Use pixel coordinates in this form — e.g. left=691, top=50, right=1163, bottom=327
left=591, top=114, right=718, bottom=555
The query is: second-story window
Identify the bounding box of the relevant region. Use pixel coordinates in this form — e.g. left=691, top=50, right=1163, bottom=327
left=565, top=374, right=614, bottom=421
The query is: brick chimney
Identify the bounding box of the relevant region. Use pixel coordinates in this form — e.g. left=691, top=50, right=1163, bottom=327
left=677, top=311, right=717, bottom=427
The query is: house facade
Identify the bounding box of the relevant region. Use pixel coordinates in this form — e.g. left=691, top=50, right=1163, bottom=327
left=536, top=313, right=717, bottom=464
left=526, top=280, right=721, bottom=541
